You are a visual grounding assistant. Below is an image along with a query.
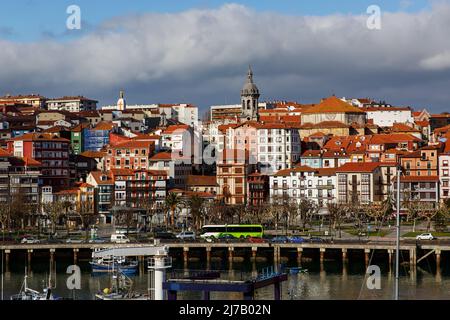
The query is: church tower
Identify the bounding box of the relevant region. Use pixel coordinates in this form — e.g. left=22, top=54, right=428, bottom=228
left=240, top=66, right=260, bottom=121
left=117, top=90, right=126, bottom=111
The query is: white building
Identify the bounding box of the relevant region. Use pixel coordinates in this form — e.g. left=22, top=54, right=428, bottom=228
left=439, top=153, right=450, bottom=200
left=362, top=106, right=414, bottom=127
left=47, top=96, right=98, bottom=112
left=102, top=94, right=198, bottom=127
left=270, top=166, right=337, bottom=208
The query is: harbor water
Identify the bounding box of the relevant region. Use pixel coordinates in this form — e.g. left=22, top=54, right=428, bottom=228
left=1, top=257, right=449, bottom=300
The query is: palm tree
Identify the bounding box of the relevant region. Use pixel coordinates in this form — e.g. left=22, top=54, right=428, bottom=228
left=187, top=195, right=205, bottom=231
left=165, top=192, right=182, bottom=228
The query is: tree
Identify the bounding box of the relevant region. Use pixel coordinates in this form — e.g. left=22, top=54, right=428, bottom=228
left=77, top=200, right=97, bottom=240
left=419, top=203, right=439, bottom=232
left=136, top=197, right=156, bottom=233
left=10, top=193, right=28, bottom=231
left=298, top=199, right=317, bottom=232
left=115, top=206, right=136, bottom=236
left=165, top=192, right=182, bottom=228
left=434, top=203, right=449, bottom=232
left=0, top=202, right=9, bottom=232
left=62, top=200, right=74, bottom=237
left=327, top=203, right=346, bottom=238
left=186, top=195, right=205, bottom=231
left=43, top=201, right=66, bottom=235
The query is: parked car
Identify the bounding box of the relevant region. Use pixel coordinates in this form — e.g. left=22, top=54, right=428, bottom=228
left=416, top=233, right=436, bottom=240
left=154, top=232, right=177, bottom=240
left=110, top=234, right=130, bottom=244
left=46, top=238, right=64, bottom=244
left=248, top=237, right=267, bottom=243
left=21, top=237, right=41, bottom=244
left=88, top=237, right=107, bottom=244
left=309, top=237, right=326, bottom=243
left=217, top=233, right=238, bottom=242
left=270, top=236, right=289, bottom=244
left=288, top=236, right=307, bottom=244
left=66, top=238, right=85, bottom=244
left=176, top=231, right=196, bottom=241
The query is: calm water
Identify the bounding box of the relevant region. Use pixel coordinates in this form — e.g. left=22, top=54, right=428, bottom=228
left=1, top=257, right=449, bottom=300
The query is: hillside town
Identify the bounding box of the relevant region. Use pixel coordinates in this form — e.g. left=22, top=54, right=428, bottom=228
left=0, top=67, right=449, bottom=237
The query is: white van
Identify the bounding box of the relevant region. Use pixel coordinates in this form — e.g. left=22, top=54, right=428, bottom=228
left=111, top=233, right=130, bottom=244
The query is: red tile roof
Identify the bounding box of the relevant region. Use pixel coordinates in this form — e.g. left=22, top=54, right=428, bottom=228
left=336, top=162, right=380, bottom=173
left=80, top=150, right=106, bottom=158
left=111, top=140, right=155, bottom=149
left=302, top=96, right=365, bottom=114
left=391, top=123, right=420, bottom=133
left=94, top=121, right=116, bottom=131
left=150, top=152, right=173, bottom=161
left=186, top=175, right=218, bottom=186
left=162, top=124, right=190, bottom=134
left=8, top=133, right=70, bottom=142
left=400, top=176, right=439, bottom=182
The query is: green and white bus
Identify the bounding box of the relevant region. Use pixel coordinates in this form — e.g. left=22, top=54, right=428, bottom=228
left=200, top=224, right=264, bottom=239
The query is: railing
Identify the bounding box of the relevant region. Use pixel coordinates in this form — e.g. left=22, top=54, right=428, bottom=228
left=147, top=256, right=172, bottom=269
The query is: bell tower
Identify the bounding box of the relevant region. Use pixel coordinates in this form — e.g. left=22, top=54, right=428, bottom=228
left=240, top=66, right=260, bottom=121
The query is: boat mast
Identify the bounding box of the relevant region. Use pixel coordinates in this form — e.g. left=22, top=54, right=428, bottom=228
left=395, top=164, right=401, bottom=300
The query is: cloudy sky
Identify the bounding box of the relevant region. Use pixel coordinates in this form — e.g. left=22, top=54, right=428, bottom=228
left=1, top=0, right=450, bottom=113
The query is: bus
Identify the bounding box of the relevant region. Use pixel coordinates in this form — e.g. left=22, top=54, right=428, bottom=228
left=200, top=224, right=264, bottom=239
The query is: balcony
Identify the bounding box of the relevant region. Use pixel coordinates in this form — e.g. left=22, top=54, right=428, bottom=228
left=317, top=185, right=334, bottom=190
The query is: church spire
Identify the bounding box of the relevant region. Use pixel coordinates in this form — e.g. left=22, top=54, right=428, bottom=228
left=247, top=65, right=254, bottom=83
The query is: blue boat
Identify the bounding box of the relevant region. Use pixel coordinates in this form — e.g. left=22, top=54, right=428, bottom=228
left=90, top=257, right=138, bottom=275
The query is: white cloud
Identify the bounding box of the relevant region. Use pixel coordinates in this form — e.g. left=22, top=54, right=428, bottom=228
left=0, top=3, right=450, bottom=111
left=420, top=51, right=450, bottom=70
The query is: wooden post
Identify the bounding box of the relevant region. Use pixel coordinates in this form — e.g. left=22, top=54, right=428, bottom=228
left=273, top=246, right=281, bottom=267
left=274, top=280, right=281, bottom=300
left=409, top=248, right=416, bottom=267
left=27, top=249, right=33, bottom=267
left=183, top=247, right=189, bottom=266
left=206, top=247, right=211, bottom=269
left=139, top=256, right=145, bottom=274
left=251, top=247, right=257, bottom=261
left=50, top=249, right=55, bottom=271
left=297, top=247, right=303, bottom=265
left=73, top=248, right=79, bottom=265
left=319, top=248, right=325, bottom=264
left=228, top=247, right=234, bottom=262
left=342, top=248, right=348, bottom=263
left=5, top=249, right=10, bottom=269
left=364, top=249, right=370, bottom=267
left=436, top=249, right=441, bottom=272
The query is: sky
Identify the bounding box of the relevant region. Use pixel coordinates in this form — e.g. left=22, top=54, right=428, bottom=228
left=0, top=0, right=449, bottom=113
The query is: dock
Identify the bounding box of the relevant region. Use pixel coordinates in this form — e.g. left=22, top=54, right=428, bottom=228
left=1, top=240, right=448, bottom=273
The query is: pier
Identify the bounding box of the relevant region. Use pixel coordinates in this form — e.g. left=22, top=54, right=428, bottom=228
left=164, top=267, right=288, bottom=300
left=1, top=241, right=449, bottom=271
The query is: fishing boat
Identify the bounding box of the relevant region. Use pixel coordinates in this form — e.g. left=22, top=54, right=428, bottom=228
left=10, top=275, right=57, bottom=300
left=90, top=256, right=138, bottom=275
left=94, top=270, right=148, bottom=300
